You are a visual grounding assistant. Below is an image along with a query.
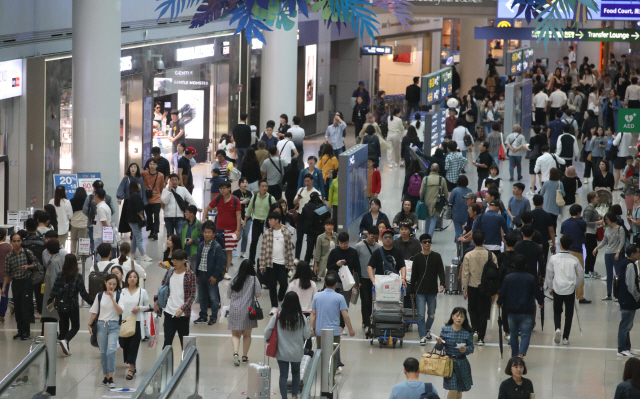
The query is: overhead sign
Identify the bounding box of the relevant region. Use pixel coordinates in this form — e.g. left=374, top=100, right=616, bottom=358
left=120, top=56, right=132, bottom=72
left=421, top=67, right=452, bottom=106
left=475, top=27, right=640, bottom=42
left=505, top=47, right=533, bottom=76
left=176, top=44, right=215, bottom=62
left=498, top=0, right=640, bottom=20
left=53, top=174, right=78, bottom=199
left=362, top=46, right=393, bottom=55
left=619, top=109, right=640, bottom=133
left=0, top=59, right=22, bottom=100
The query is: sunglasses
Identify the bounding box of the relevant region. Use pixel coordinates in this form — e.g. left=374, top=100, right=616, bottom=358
left=382, top=236, right=394, bottom=240
left=421, top=240, right=432, bottom=244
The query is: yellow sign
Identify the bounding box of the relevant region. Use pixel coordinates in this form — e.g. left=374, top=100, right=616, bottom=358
left=497, top=21, right=512, bottom=28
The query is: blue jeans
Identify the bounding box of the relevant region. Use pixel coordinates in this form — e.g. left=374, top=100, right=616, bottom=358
left=453, top=221, right=464, bottom=243
left=236, top=147, right=248, bottom=170
left=197, top=270, right=220, bottom=320
left=619, top=309, right=635, bottom=353
left=277, top=360, right=301, bottom=399
left=461, top=150, right=467, bottom=159
left=491, top=153, right=500, bottom=167
left=165, top=217, right=184, bottom=237
left=484, top=122, right=493, bottom=134
left=240, top=219, right=252, bottom=253
left=406, top=102, right=420, bottom=121
left=416, top=294, right=437, bottom=338
left=425, top=215, right=438, bottom=237
left=97, top=320, right=120, bottom=375
left=129, top=222, right=146, bottom=256
left=508, top=313, right=534, bottom=357
left=0, top=282, right=9, bottom=317
left=334, top=146, right=344, bottom=157
left=605, top=253, right=624, bottom=296
left=509, top=155, right=522, bottom=179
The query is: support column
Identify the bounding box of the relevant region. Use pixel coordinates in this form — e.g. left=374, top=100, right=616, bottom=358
left=578, top=20, right=602, bottom=72
left=459, top=18, right=488, bottom=96
left=260, top=22, right=298, bottom=130
left=72, top=0, right=121, bottom=206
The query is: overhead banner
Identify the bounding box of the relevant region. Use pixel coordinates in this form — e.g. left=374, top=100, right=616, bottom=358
left=476, top=26, right=640, bottom=42
left=177, top=90, right=204, bottom=140
left=305, top=44, right=317, bottom=116
left=498, top=0, right=640, bottom=20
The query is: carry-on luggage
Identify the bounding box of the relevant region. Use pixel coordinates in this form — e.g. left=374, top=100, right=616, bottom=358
left=247, top=362, right=271, bottom=399
left=287, top=354, right=312, bottom=388
left=444, top=265, right=462, bottom=295
left=372, top=301, right=403, bottom=323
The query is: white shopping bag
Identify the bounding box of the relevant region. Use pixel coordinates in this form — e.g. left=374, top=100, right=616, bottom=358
left=339, top=265, right=356, bottom=291
left=375, top=273, right=402, bottom=302
left=405, top=260, right=413, bottom=282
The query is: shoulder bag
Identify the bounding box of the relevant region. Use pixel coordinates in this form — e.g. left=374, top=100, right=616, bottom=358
left=120, top=290, right=141, bottom=338
left=434, top=177, right=448, bottom=215
left=269, top=158, right=286, bottom=189
left=556, top=183, right=566, bottom=206
left=415, top=177, right=428, bottom=220
left=266, top=312, right=279, bottom=358
left=419, top=346, right=453, bottom=377
left=145, top=173, right=159, bottom=199
left=248, top=276, right=264, bottom=321
left=463, top=128, right=473, bottom=147
left=157, top=268, right=174, bottom=309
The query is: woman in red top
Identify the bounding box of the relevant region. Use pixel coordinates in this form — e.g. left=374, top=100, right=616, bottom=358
left=367, top=157, right=381, bottom=204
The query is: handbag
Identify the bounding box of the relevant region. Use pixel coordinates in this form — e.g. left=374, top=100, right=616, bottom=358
left=416, top=200, right=429, bottom=220
left=465, top=113, right=474, bottom=123
left=419, top=346, right=453, bottom=377
left=248, top=276, right=264, bottom=321
left=525, top=149, right=534, bottom=160
left=463, top=129, right=473, bottom=147
left=266, top=312, right=279, bottom=358
left=556, top=187, right=566, bottom=206
left=145, top=173, right=159, bottom=199
left=119, top=291, right=141, bottom=338
left=498, top=143, right=506, bottom=161
left=338, top=265, right=356, bottom=291
left=587, top=153, right=592, bottom=162
left=434, top=177, right=447, bottom=215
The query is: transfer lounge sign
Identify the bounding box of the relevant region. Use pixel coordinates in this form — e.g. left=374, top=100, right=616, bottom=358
left=619, top=109, right=640, bottom=133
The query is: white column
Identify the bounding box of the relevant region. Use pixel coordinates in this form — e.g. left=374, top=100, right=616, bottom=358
left=459, top=18, right=488, bottom=96
left=260, top=22, right=298, bottom=130
left=72, top=0, right=121, bottom=200
left=578, top=20, right=602, bottom=73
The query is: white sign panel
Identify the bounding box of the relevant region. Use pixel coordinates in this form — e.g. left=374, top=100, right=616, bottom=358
left=7, top=213, right=19, bottom=226
left=78, top=238, right=91, bottom=255
left=0, top=59, right=23, bottom=100
left=120, top=56, right=133, bottom=72
left=102, top=227, right=114, bottom=244
left=304, top=45, right=317, bottom=117
left=176, top=44, right=215, bottom=62
left=177, top=90, right=204, bottom=140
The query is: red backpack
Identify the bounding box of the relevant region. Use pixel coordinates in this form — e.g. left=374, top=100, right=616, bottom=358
left=407, top=173, right=422, bottom=197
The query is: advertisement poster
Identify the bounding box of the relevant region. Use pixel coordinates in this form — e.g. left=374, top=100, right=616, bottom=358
left=53, top=174, right=78, bottom=199
left=345, top=149, right=368, bottom=226
left=305, top=44, right=317, bottom=116
left=0, top=59, right=22, bottom=101
left=177, top=90, right=204, bottom=140
left=77, top=172, right=101, bottom=195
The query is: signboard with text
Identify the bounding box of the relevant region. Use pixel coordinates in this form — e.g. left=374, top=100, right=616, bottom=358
left=499, top=0, right=640, bottom=20
left=77, top=173, right=102, bottom=195
left=505, top=47, right=533, bottom=76
left=0, top=59, right=23, bottom=101
left=421, top=67, right=452, bottom=107
left=619, top=109, right=640, bottom=133
left=362, top=46, right=393, bottom=55
left=476, top=27, right=640, bottom=42
left=53, top=174, right=78, bottom=199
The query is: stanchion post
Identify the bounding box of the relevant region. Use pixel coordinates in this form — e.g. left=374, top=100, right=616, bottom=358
left=182, top=335, right=196, bottom=360
left=320, top=329, right=334, bottom=396
left=44, top=322, right=57, bottom=396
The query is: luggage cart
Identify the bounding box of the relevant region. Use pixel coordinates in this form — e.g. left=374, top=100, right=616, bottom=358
left=368, top=285, right=405, bottom=348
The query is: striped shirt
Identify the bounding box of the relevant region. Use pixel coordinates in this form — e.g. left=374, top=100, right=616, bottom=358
left=199, top=241, right=212, bottom=272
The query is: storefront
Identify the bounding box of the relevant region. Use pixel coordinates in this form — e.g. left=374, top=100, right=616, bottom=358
left=39, top=32, right=248, bottom=202
left=0, top=59, right=21, bottom=222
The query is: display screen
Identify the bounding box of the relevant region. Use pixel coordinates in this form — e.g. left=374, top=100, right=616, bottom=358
left=505, top=47, right=533, bottom=76
left=427, top=72, right=441, bottom=105
left=430, top=111, right=439, bottom=156
left=177, top=90, right=205, bottom=140
left=440, top=68, right=453, bottom=98
left=305, top=45, right=317, bottom=116
left=497, top=0, right=640, bottom=20
left=345, top=148, right=369, bottom=227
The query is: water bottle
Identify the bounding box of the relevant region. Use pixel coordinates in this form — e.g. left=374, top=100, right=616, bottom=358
left=473, top=332, right=478, bottom=344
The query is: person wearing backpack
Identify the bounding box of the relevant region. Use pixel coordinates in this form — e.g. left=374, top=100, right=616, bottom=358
left=445, top=141, right=468, bottom=192
left=82, top=180, right=117, bottom=253
left=615, top=244, right=640, bottom=358
left=389, top=357, right=440, bottom=399
left=302, top=192, right=332, bottom=266
left=88, top=273, right=123, bottom=388
left=261, top=145, right=290, bottom=199
left=461, top=231, right=499, bottom=346
left=546, top=110, right=566, bottom=152
left=362, top=125, right=381, bottom=167
left=22, top=218, right=47, bottom=318
left=48, top=253, right=92, bottom=356
left=161, top=174, right=199, bottom=237
left=555, top=124, right=580, bottom=169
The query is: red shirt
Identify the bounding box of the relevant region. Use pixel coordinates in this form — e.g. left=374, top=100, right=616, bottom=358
left=209, top=195, right=241, bottom=231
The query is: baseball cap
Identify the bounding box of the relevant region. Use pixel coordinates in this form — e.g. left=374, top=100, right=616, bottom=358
left=310, top=192, right=321, bottom=199
left=381, top=229, right=395, bottom=237
left=186, top=146, right=198, bottom=155
left=463, top=192, right=477, bottom=200
left=358, top=80, right=365, bottom=86
left=489, top=200, right=501, bottom=207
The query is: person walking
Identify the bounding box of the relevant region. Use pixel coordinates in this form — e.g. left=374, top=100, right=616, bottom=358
left=556, top=125, right=579, bottom=169
left=233, top=113, right=252, bottom=169
left=193, top=222, right=225, bottom=325
left=474, top=142, right=494, bottom=193
left=546, top=235, right=584, bottom=346
left=141, top=158, right=164, bottom=241
left=161, top=174, right=198, bottom=237
left=387, top=108, right=404, bottom=168
left=355, top=226, right=380, bottom=333
left=560, top=167, right=582, bottom=221
left=288, top=260, right=318, bottom=317
left=49, top=185, right=73, bottom=247
left=203, top=181, right=241, bottom=279
left=405, top=77, right=421, bottom=121
left=40, top=239, right=64, bottom=334
left=228, top=260, right=262, bottom=366
left=259, top=212, right=296, bottom=315
left=314, top=219, right=338, bottom=279
left=154, top=249, right=196, bottom=349
left=401, top=126, right=422, bottom=168
left=540, top=168, right=564, bottom=231
left=0, top=229, right=11, bottom=323
left=264, top=291, right=311, bottom=399
left=68, top=187, right=88, bottom=254
left=352, top=96, right=369, bottom=141
left=449, top=176, right=473, bottom=242
left=88, top=274, right=123, bottom=388
left=434, top=307, right=475, bottom=398
left=261, top=145, right=289, bottom=199
left=616, top=245, right=640, bottom=357
left=594, top=212, right=627, bottom=300
left=505, top=125, right=526, bottom=182
left=119, top=270, right=150, bottom=380
left=498, top=357, right=535, bottom=399
left=445, top=142, right=468, bottom=192
left=419, top=163, right=449, bottom=237
left=116, top=163, right=147, bottom=235
left=507, top=183, right=531, bottom=229
left=584, top=192, right=604, bottom=278
left=245, top=180, right=277, bottom=263
left=319, top=145, right=339, bottom=187
left=127, top=181, right=151, bottom=262
left=324, top=114, right=346, bottom=156
left=486, top=122, right=504, bottom=166
left=389, top=357, right=440, bottom=399
left=528, top=126, right=548, bottom=193
left=560, top=204, right=591, bottom=304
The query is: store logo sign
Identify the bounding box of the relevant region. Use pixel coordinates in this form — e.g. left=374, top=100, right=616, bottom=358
left=497, top=21, right=511, bottom=27
left=176, top=44, right=215, bottom=62
left=120, top=56, right=132, bottom=72
left=0, top=59, right=22, bottom=100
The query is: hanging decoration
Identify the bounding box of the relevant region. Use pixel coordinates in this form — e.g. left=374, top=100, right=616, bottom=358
left=155, top=0, right=413, bottom=44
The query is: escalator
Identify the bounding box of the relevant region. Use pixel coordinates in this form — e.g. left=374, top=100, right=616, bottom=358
left=0, top=343, right=51, bottom=399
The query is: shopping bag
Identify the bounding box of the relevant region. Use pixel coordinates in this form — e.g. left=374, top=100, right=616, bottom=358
left=419, top=347, right=453, bottom=377
left=147, top=314, right=159, bottom=349
left=405, top=260, right=413, bottom=282
left=498, top=143, right=506, bottom=161
left=339, top=265, right=356, bottom=291
left=350, top=287, right=359, bottom=305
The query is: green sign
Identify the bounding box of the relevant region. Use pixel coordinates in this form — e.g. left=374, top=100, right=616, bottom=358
left=618, top=109, right=640, bottom=133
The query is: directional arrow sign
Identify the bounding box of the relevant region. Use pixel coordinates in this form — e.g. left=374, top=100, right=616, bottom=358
left=475, top=27, right=640, bottom=42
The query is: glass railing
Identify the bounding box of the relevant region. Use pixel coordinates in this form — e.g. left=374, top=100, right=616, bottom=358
left=131, top=346, right=174, bottom=399
left=299, top=349, right=322, bottom=399
left=0, top=343, right=49, bottom=398
left=160, top=346, right=199, bottom=399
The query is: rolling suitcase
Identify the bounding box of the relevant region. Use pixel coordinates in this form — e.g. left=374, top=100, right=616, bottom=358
left=247, top=362, right=271, bottom=399
left=444, top=265, right=462, bottom=294
left=372, top=302, right=403, bottom=323
left=287, top=354, right=312, bottom=388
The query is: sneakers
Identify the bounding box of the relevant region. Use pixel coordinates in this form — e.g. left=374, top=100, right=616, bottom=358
left=233, top=353, right=240, bottom=366
left=108, top=378, right=115, bottom=389
left=99, top=377, right=109, bottom=387
left=425, top=331, right=432, bottom=340
left=13, top=333, right=21, bottom=340
left=562, top=338, right=569, bottom=345
left=389, top=164, right=393, bottom=169
left=239, top=253, right=245, bottom=258
left=477, top=339, right=485, bottom=346
left=194, top=317, right=208, bottom=324
left=269, top=307, right=278, bottom=316
left=579, top=299, right=592, bottom=304
left=141, top=255, right=153, bottom=263
left=554, top=329, right=561, bottom=345
left=615, top=297, right=619, bottom=303
left=602, top=295, right=612, bottom=301
left=59, top=340, right=70, bottom=356
left=618, top=350, right=634, bottom=357
left=208, top=319, right=217, bottom=326
left=224, top=273, right=232, bottom=280
left=420, top=337, right=428, bottom=346
left=20, top=334, right=30, bottom=340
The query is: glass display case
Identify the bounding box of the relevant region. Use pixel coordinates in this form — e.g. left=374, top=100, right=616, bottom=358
left=60, top=88, right=73, bottom=172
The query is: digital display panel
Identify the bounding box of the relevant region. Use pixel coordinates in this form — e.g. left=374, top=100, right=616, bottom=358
left=497, top=0, right=640, bottom=20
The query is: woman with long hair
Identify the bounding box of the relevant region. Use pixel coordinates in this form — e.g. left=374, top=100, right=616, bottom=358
left=319, top=144, right=339, bottom=184
left=448, top=175, right=473, bottom=243
left=119, top=270, right=150, bottom=380
left=126, top=181, right=151, bottom=262
left=352, top=96, right=369, bottom=140
left=434, top=307, right=475, bottom=399
left=160, top=234, right=182, bottom=269
left=410, top=112, right=425, bottom=139
left=44, top=204, right=58, bottom=233
left=594, top=212, right=627, bottom=300
left=548, top=67, right=563, bottom=91
left=287, top=261, right=318, bottom=315
left=88, top=274, right=123, bottom=388
left=362, top=124, right=382, bottom=168
left=118, top=242, right=147, bottom=284
left=49, top=185, right=73, bottom=247
left=386, top=108, right=404, bottom=168
left=393, top=200, right=418, bottom=229
left=401, top=125, right=422, bottom=168
left=116, top=163, right=147, bottom=234
left=241, top=147, right=262, bottom=193
left=48, top=254, right=92, bottom=355
left=591, top=126, right=607, bottom=178
left=498, top=357, right=534, bottom=398
left=615, top=358, right=640, bottom=397
left=228, top=260, right=262, bottom=365
left=110, top=265, right=124, bottom=291
left=264, top=291, right=311, bottom=399
left=460, top=93, right=478, bottom=138
left=582, top=124, right=596, bottom=183
left=283, top=159, right=301, bottom=210
left=41, top=239, right=64, bottom=333
left=68, top=186, right=88, bottom=254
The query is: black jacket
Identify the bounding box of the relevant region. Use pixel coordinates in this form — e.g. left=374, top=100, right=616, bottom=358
left=401, top=136, right=423, bottom=161
left=405, top=84, right=421, bottom=103
left=233, top=123, right=253, bottom=148
left=409, top=251, right=446, bottom=296
left=496, top=270, right=544, bottom=314
left=514, top=240, right=545, bottom=279
left=326, top=247, right=361, bottom=280
left=127, top=192, right=145, bottom=224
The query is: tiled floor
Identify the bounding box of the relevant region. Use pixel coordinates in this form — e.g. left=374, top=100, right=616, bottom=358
left=1, top=129, right=638, bottom=398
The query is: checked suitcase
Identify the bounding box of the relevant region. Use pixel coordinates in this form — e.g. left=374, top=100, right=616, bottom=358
left=247, top=362, right=271, bottom=399
left=372, top=322, right=406, bottom=339
left=444, top=265, right=462, bottom=295
left=287, top=354, right=312, bottom=388
left=372, top=301, right=403, bottom=323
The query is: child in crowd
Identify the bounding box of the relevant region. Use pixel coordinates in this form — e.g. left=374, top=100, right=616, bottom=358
left=210, top=168, right=221, bottom=202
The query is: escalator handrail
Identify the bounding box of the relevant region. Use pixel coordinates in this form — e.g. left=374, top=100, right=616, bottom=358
left=131, top=345, right=174, bottom=399
left=299, top=349, right=322, bottom=399
left=160, top=346, right=199, bottom=399
left=0, top=343, right=48, bottom=395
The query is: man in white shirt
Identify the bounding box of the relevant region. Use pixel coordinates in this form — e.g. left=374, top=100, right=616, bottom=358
left=93, top=189, right=113, bottom=260
left=294, top=174, right=321, bottom=210
left=161, top=174, right=199, bottom=237
left=546, top=235, right=584, bottom=346
left=555, top=125, right=580, bottom=167
left=276, top=132, right=299, bottom=164
left=547, top=87, right=568, bottom=118
left=625, top=77, right=640, bottom=108
left=567, top=46, right=576, bottom=64
left=288, top=115, right=305, bottom=166
left=533, top=88, right=549, bottom=126
left=534, top=145, right=566, bottom=181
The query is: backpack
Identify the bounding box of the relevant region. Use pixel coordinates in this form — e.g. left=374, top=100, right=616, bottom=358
left=561, top=118, right=576, bottom=136
left=88, top=262, right=114, bottom=303
left=311, top=205, right=331, bottom=235
left=54, top=277, right=76, bottom=314
left=157, top=267, right=175, bottom=309
left=579, top=93, right=588, bottom=114
left=478, top=250, right=501, bottom=297
left=362, top=134, right=378, bottom=157
left=419, top=383, right=439, bottom=399
left=214, top=194, right=239, bottom=210
left=90, top=291, right=122, bottom=348
left=22, top=233, right=46, bottom=265
left=408, top=173, right=422, bottom=197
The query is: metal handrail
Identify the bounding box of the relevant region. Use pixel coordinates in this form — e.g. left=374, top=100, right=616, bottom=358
left=0, top=343, right=48, bottom=395
left=327, top=342, right=341, bottom=393
left=131, top=346, right=174, bottom=399
left=160, top=346, right=199, bottom=399
left=299, top=349, right=322, bottom=399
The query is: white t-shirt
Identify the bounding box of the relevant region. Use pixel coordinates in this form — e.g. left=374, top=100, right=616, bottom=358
left=112, top=258, right=147, bottom=281
left=288, top=126, right=305, bottom=147
left=549, top=90, right=567, bottom=108
left=287, top=279, right=318, bottom=312
left=277, top=139, right=296, bottom=163
left=48, top=198, right=73, bottom=235
left=296, top=187, right=320, bottom=210
left=90, top=291, right=123, bottom=321
left=164, top=271, right=186, bottom=317
left=533, top=92, right=549, bottom=108
left=272, top=228, right=285, bottom=264
left=94, top=201, right=112, bottom=240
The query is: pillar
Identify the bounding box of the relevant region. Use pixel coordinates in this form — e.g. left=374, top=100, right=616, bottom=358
left=578, top=20, right=602, bottom=72
left=72, top=0, right=121, bottom=206
left=260, top=21, right=298, bottom=131
left=316, top=21, right=332, bottom=136
left=459, top=18, right=488, bottom=96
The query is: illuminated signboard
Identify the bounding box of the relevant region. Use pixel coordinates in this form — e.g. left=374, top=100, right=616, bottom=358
left=505, top=47, right=532, bottom=76
left=176, top=44, right=215, bottom=62
left=440, top=67, right=453, bottom=98
left=498, top=0, right=640, bottom=20
left=362, top=46, right=393, bottom=55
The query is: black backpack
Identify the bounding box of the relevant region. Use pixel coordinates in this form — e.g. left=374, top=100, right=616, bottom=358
left=22, top=233, right=46, bottom=265
left=419, top=383, right=439, bottom=399
left=88, top=262, right=114, bottom=303
left=362, top=134, right=378, bottom=156
left=54, top=276, right=76, bottom=314
left=311, top=205, right=331, bottom=235
left=479, top=250, right=501, bottom=297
